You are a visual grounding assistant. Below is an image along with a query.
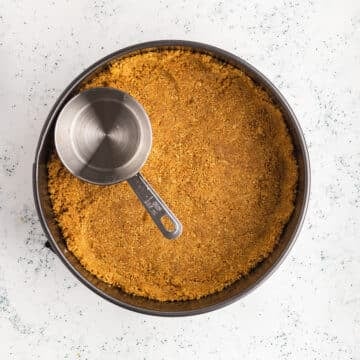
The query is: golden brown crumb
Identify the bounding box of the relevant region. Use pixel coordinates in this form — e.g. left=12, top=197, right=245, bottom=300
left=47, top=50, right=298, bottom=301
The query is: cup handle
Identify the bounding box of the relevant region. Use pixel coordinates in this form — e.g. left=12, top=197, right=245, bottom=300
left=127, top=173, right=182, bottom=239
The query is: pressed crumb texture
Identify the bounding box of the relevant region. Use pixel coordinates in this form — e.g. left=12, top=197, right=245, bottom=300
left=47, top=50, right=298, bottom=301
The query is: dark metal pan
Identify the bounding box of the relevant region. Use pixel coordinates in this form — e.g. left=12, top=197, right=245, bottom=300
left=33, top=40, right=310, bottom=316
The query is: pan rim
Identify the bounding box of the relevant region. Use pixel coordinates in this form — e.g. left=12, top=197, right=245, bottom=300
left=33, top=40, right=310, bottom=316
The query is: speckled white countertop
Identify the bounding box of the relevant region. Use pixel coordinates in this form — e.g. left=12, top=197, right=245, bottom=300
left=0, top=0, right=359, bottom=358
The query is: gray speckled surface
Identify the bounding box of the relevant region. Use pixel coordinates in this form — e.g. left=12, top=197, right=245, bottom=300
left=0, top=0, right=359, bottom=358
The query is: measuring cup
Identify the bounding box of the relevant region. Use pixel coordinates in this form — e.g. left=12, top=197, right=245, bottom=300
left=54, top=87, right=182, bottom=239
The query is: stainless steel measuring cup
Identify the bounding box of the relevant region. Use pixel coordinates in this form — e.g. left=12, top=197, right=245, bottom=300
left=54, top=87, right=182, bottom=239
